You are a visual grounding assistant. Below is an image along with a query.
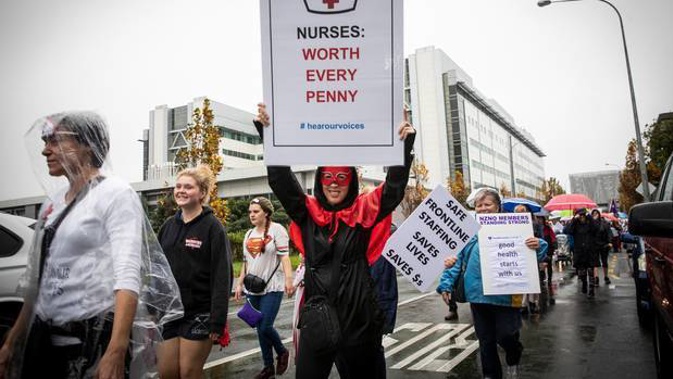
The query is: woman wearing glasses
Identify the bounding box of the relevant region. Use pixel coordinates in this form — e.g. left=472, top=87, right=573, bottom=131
left=0, top=112, right=182, bottom=379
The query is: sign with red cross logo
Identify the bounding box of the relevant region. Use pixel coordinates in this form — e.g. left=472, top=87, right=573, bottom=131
left=303, top=0, right=358, bottom=14
left=259, top=0, right=404, bottom=166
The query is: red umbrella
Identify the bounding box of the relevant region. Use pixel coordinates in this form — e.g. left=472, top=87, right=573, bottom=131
left=544, top=194, right=597, bottom=211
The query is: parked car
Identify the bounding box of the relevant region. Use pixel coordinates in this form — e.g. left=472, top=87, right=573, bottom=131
left=0, top=213, right=33, bottom=340
left=629, top=151, right=673, bottom=379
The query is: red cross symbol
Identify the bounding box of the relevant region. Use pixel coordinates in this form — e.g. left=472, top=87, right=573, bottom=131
left=323, top=0, right=339, bottom=9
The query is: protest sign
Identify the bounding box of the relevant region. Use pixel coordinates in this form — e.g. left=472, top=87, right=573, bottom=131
left=383, top=185, right=481, bottom=292
left=259, top=0, right=404, bottom=166
left=477, top=213, right=541, bottom=295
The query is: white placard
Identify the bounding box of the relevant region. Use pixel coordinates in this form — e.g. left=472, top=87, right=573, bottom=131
left=259, top=0, right=404, bottom=166
left=382, top=185, right=481, bottom=292
left=477, top=213, right=541, bottom=295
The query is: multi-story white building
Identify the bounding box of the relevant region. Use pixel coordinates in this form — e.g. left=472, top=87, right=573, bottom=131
left=143, top=97, right=263, bottom=181
left=570, top=170, right=621, bottom=209
left=405, top=46, right=545, bottom=198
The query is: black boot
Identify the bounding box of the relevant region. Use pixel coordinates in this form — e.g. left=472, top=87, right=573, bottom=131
left=444, top=311, right=458, bottom=321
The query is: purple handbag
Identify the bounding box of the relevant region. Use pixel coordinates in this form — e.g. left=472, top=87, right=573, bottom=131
left=237, top=299, right=263, bottom=328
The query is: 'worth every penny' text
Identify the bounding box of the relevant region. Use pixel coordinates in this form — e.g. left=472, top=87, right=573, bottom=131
left=298, top=25, right=364, bottom=103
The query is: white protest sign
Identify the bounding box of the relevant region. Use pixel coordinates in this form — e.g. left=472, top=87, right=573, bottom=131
left=259, top=0, right=404, bottom=166
left=383, top=185, right=481, bottom=292
left=477, top=213, right=540, bottom=295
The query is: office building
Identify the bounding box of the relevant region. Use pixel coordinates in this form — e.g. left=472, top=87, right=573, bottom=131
left=570, top=170, right=621, bottom=209
left=405, top=46, right=545, bottom=198
left=142, top=97, right=263, bottom=181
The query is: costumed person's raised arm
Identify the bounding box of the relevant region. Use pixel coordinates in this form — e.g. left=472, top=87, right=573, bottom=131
left=253, top=103, right=308, bottom=223
left=375, top=111, right=416, bottom=223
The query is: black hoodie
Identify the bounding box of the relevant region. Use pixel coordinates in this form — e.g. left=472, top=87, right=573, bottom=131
left=158, top=207, right=232, bottom=333
left=262, top=124, right=415, bottom=347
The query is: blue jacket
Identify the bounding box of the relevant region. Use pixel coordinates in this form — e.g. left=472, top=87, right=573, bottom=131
left=436, top=236, right=548, bottom=308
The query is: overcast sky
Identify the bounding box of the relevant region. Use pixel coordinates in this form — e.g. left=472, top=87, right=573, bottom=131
left=1, top=0, right=671, bottom=202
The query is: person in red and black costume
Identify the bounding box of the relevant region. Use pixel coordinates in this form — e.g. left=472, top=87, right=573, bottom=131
left=254, top=104, right=415, bottom=379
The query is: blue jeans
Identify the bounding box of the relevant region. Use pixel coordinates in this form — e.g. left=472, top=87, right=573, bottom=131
left=247, top=291, right=287, bottom=367
left=470, top=303, right=523, bottom=379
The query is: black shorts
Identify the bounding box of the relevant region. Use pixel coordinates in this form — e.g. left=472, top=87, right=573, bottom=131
left=162, top=313, right=211, bottom=341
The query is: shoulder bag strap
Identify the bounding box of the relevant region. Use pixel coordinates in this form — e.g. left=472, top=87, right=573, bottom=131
left=262, top=260, right=282, bottom=290
left=243, top=229, right=253, bottom=275
left=39, top=176, right=106, bottom=280
left=245, top=228, right=282, bottom=290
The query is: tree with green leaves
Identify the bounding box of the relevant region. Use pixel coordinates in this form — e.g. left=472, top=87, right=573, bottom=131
left=644, top=113, right=673, bottom=181
left=225, top=197, right=291, bottom=261
left=225, top=197, right=290, bottom=234
left=149, top=188, right=178, bottom=233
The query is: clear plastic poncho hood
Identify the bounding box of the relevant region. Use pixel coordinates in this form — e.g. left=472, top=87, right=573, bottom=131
left=7, top=112, right=184, bottom=378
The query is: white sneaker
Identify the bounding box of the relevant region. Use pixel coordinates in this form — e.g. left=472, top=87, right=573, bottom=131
left=506, top=365, right=519, bottom=379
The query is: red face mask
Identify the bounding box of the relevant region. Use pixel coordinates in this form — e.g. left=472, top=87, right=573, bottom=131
left=321, top=166, right=352, bottom=187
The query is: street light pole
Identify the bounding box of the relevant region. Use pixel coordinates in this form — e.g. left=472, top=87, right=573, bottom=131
left=509, top=135, right=516, bottom=196
left=538, top=0, right=651, bottom=200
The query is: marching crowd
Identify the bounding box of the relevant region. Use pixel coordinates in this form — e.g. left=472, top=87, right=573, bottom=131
left=0, top=104, right=415, bottom=379
left=0, top=105, right=624, bottom=379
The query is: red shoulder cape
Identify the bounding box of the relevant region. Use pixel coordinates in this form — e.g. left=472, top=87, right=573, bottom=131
left=290, top=183, right=391, bottom=265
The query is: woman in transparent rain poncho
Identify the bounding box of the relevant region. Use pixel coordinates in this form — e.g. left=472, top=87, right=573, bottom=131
left=0, top=112, right=183, bottom=379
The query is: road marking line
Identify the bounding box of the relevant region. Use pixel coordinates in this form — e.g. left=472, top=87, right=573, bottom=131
left=211, top=291, right=438, bottom=369
left=385, top=323, right=454, bottom=358
left=390, top=324, right=470, bottom=369
left=203, top=337, right=293, bottom=369
left=397, top=291, right=436, bottom=307
left=422, top=327, right=478, bottom=372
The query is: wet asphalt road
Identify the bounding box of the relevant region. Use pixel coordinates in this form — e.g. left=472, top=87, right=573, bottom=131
left=204, top=252, right=656, bottom=378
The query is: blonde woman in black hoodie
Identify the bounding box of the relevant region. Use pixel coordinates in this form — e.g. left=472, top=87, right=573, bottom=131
left=157, top=165, right=232, bottom=379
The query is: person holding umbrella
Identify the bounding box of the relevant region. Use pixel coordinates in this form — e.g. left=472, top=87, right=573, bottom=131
left=563, top=208, right=599, bottom=298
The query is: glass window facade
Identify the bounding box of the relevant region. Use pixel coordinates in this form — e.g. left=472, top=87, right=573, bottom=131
left=452, top=83, right=544, bottom=198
